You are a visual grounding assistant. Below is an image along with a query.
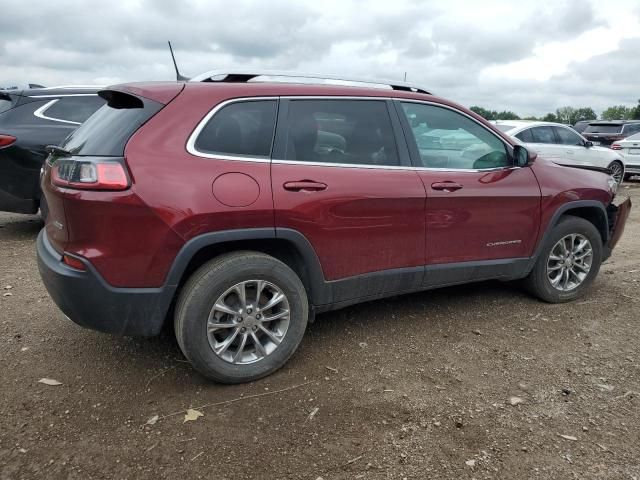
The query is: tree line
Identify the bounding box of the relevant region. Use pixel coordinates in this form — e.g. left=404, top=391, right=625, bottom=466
left=470, top=100, right=640, bottom=124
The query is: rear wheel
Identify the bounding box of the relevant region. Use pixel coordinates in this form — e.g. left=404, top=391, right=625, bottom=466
left=608, top=161, right=624, bottom=184
left=524, top=216, right=603, bottom=303
left=174, top=252, right=308, bottom=383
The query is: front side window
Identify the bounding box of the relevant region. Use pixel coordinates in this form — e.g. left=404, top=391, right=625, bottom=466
left=401, top=102, right=509, bottom=169
left=43, top=96, right=105, bottom=124
left=195, top=100, right=277, bottom=158
left=530, top=126, right=556, bottom=144
left=284, top=100, right=399, bottom=166
left=554, top=127, right=583, bottom=146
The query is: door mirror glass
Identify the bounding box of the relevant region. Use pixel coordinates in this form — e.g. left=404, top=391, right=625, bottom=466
left=514, top=144, right=535, bottom=167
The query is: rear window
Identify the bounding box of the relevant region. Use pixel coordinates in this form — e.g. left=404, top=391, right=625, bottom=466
left=60, top=91, right=162, bottom=156
left=0, top=94, right=14, bottom=114
left=193, top=100, right=277, bottom=158
left=584, top=124, right=622, bottom=134
left=42, top=96, right=105, bottom=124
left=493, top=124, right=516, bottom=132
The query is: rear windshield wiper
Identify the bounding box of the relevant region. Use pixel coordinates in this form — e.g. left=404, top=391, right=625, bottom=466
left=45, top=145, right=72, bottom=157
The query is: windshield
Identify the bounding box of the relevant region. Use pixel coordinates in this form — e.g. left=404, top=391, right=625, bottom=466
left=584, top=124, right=622, bottom=134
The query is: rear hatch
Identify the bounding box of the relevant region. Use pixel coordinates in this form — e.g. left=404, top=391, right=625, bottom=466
left=42, top=83, right=183, bottom=254
left=583, top=123, right=624, bottom=146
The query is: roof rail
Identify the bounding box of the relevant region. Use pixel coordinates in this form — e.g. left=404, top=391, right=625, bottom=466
left=188, top=69, right=431, bottom=94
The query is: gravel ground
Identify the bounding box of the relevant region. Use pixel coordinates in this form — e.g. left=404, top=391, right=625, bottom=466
left=1, top=183, right=639, bottom=480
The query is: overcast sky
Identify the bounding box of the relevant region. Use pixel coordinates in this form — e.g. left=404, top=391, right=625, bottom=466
left=1, top=0, right=638, bottom=117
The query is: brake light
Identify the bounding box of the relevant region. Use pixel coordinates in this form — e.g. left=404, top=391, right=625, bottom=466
left=0, top=134, right=16, bottom=148
left=62, top=254, right=86, bottom=271
left=611, top=144, right=622, bottom=150
left=51, top=158, right=129, bottom=191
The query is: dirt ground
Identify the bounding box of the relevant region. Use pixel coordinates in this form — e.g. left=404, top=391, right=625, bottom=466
left=1, top=183, right=639, bottom=480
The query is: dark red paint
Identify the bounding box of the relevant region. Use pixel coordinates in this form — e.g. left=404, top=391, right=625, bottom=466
left=41, top=81, right=621, bottom=289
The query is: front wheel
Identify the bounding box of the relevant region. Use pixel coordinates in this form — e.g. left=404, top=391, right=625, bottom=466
left=608, top=161, right=624, bottom=185
left=174, top=252, right=309, bottom=383
left=524, top=216, right=603, bottom=303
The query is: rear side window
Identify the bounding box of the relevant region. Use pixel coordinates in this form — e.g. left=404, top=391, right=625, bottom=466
left=284, top=100, right=399, bottom=166
left=554, top=127, right=583, bottom=146
left=584, top=124, right=622, bottom=134
left=194, top=100, right=277, bottom=158
left=515, top=128, right=533, bottom=143
left=623, top=123, right=640, bottom=134
left=60, top=91, right=162, bottom=156
left=42, top=96, right=105, bottom=124
left=530, top=126, right=556, bottom=144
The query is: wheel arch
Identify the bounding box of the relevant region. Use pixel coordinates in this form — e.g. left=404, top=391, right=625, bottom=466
left=165, top=228, right=327, bottom=307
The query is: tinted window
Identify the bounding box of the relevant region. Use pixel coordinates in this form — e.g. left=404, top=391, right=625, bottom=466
left=195, top=100, right=277, bottom=158
left=0, top=99, right=13, bottom=114
left=401, top=102, right=508, bottom=169
left=43, top=96, right=105, bottom=123
left=285, top=100, right=399, bottom=166
left=530, top=126, right=556, bottom=144
left=554, top=127, right=583, bottom=146
left=584, top=124, right=622, bottom=134
left=61, top=92, right=162, bottom=156
left=494, top=124, right=517, bottom=132
left=623, top=123, right=640, bottom=134
left=515, top=128, right=534, bottom=143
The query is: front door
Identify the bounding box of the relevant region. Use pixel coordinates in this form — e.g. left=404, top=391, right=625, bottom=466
left=396, top=101, right=541, bottom=274
left=271, top=98, right=426, bottom=300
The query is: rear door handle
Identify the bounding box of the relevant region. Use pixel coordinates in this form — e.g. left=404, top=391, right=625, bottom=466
left=431, top=181, right=463, bottom=192
left=283, top=180, right=328, bottom=192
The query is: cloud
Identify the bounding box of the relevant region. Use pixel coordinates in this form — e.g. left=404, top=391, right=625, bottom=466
left=0, top=0, right=638, bottom=116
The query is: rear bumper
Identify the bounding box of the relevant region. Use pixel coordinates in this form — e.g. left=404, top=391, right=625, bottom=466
left=604, top=196, right=631, bottom=259
left=37, top=229, right=175, bottom=336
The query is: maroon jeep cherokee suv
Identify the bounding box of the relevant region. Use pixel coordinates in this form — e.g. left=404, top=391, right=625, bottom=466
left=37, top=73, right=631, bottom=383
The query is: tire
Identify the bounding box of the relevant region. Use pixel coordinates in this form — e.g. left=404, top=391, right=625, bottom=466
left=174, top=251, right=308, bottom=383
left=524, top=215, right=603, bottom=303
left=608, top=161, right=624, bottom=185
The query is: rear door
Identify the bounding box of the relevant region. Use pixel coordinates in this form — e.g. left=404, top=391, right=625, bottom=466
left=271, top=98, right=426, bottom=294
left=396, top=101, right=540, bottom=276
left=518, top=126, right=563, bottom=159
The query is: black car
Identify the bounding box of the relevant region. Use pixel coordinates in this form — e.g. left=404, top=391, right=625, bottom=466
left=0, top=86, right=105, bottom=214
left=572, top=119, right=597, bottom=134
left=582, top=120, right=640, bottom=147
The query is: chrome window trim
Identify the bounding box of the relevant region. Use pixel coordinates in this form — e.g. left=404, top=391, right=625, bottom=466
left=187, top=95, right=518, bottom=173
left=186, top=96, right=277, bottom=162
left=32, top=99, right=81, bottom=125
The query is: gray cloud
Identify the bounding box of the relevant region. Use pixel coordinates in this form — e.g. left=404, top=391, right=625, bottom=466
left=0, top=0, right=638, bottom=117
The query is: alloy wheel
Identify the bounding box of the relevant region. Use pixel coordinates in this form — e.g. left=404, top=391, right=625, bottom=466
left=207, top=280, right=290, bottom=364
left=546, top=233, right=593, bottom=291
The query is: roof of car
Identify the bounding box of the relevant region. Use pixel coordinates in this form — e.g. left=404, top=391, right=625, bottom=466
left=588, top=120, right=640, bottom=125
left=490, top=120, right=571, bottom=130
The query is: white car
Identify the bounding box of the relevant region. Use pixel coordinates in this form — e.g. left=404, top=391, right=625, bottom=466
left=612, top=132, right=640, bottom=180
left=491, top=120, right=626, bottom=183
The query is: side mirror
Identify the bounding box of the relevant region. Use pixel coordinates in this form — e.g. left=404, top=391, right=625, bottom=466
left=584, top=141, right=593, bottom=148
left=513, top=144, right=536, bottom=167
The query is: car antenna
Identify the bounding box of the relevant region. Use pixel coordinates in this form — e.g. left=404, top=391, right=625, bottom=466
left=168, top=41, right=190, bottom=81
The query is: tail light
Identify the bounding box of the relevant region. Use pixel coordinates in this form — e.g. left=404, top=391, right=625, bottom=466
left=0, top=134, right=16, bottom=148
left=51, top=158, right=130, bottom=191
left=611, top=144, right=622, bottom=150
left=62, top=254, right=86, bottom=271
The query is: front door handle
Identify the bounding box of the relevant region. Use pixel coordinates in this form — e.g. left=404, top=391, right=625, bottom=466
left=283, top=180, right=328, bottom=192
left=431, top=181, right=463, bottom=192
